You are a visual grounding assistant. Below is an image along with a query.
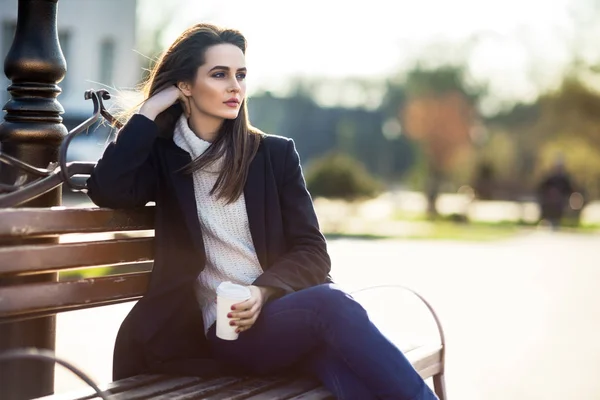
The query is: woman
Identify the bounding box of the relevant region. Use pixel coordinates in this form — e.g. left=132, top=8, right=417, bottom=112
left=88, top=23, right=438, bottom=400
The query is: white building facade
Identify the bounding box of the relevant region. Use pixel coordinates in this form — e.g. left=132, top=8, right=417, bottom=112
left=0, top=0, right=139, bottom=119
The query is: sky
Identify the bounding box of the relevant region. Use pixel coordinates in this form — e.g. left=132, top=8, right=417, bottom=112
left=138, top=0, right=598, bottom=111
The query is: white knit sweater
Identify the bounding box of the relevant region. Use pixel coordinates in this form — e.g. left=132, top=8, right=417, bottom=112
left=173, top=114, right=263, bottom=334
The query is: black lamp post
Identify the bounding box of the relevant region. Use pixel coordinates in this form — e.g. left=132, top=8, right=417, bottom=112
left=0, top=0, right=66, bottom=398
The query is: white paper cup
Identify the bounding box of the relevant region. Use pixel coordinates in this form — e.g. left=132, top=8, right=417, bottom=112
left=216, top=281, right=252, bottom=340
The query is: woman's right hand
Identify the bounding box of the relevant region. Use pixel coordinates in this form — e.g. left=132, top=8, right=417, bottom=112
left=139, top=86, right=191, bottom=121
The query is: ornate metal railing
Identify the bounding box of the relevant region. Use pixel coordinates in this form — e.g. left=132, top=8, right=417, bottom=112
left=0, top=89, right=119, bottom=207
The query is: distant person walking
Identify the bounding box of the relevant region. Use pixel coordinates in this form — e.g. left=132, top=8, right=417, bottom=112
left=537, top=157, right=575, bottom=228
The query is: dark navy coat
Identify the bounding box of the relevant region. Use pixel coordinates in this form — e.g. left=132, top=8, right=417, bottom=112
left=86, top=114, right=331, bottom=380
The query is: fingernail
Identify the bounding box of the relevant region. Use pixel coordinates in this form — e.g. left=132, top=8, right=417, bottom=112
left=230, top=321, right=235, bottom=326
left=227, top=313, right=232, bottom=318
left=231, top=306, right=236, bottom=311
left=236, top=329, right=240, bottom=333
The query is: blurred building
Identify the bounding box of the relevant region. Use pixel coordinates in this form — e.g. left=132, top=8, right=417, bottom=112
left=0, top=0, right=139, bottom=161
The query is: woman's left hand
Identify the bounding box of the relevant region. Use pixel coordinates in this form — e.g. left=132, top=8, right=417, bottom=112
left=229, top=285, right=276, bottom=334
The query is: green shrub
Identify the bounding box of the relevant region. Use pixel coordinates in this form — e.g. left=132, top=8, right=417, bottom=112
left=305, top=153, right=382, bottom=200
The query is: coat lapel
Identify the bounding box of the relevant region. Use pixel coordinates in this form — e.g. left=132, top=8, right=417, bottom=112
left=162, top=138, right=268, bottom=268
left=244, top=147, right=268, bottom=269
left=163, top=142, right=206, bottom=254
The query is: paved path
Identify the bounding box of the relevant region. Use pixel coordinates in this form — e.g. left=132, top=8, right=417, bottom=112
left=55, top=232, right=600, bottom=399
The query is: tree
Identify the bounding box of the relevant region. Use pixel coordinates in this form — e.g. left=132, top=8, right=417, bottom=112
left=390, top=65, right=483, bottom=216
left=483, top=75, right=600, bottom=200
left=529, top=77, right=600, bottom=198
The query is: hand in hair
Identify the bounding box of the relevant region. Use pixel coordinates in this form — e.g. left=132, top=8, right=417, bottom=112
left=139, top=86, right=191, bottom=121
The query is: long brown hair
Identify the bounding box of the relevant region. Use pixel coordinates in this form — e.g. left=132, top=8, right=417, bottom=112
left=137, top=23, right=261, bottom=204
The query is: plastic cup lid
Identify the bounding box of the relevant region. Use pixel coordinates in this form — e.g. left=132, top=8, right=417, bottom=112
left=217, top=281, right=252, bottom=300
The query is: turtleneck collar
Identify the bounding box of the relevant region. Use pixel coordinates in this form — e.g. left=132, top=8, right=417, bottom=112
left=173, top=113, right=222, bottom=173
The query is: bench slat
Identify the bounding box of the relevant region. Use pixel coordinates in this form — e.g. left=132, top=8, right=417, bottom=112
left=0, top=207, right=154, bottom=238
left=36, top=374, right=169, bottom=400
left=200, top=376, right=295, bottom=400
left=418, top=362, right=443, bottom=381
left=79, top=374, right=168, bottom=400
left=107, top=376, right=204, bottom=400
left=286, top=386, right=334, bottom=399
left=405, top=344, right=444, bottom=379
left=406, top=344, right=442, bottom=367
left=0, top=272, right=149, bottom=321
left=0, top=237, right=154, bottom=276
left=243, top=378, right=321, bottom=399
left=154, top=377, right=251, bottom=400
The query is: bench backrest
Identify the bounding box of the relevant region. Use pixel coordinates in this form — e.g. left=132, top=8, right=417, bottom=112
left=0, top=206, right=155, bottom=323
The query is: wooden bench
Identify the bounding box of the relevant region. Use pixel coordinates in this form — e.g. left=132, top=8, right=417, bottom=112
left=0, top=205, right=448, bottom=399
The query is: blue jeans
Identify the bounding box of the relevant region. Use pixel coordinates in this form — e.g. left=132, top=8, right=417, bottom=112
left=207, top=284, right=438, bottom=400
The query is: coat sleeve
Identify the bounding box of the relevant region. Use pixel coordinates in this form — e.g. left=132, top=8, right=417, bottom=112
left=86, top=114, right=158, bottom=209
left=252, top=139, right=331, bottom=294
